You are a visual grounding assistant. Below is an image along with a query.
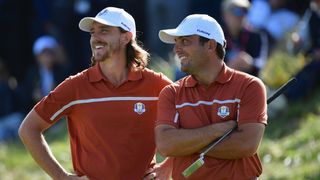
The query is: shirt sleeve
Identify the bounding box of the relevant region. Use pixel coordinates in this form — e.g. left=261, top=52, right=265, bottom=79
left=34, top=76, right=77, bottom=123
left=238, top=77, right=268, bottom=126
left=156, top=85, right=179, bottom=128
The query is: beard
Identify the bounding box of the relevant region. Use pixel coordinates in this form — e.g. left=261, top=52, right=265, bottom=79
left=92, top=50, right=111, bottom=63
left=91, top=41, right=121, bottom=63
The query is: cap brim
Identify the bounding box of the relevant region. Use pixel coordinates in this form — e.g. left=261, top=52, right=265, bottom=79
left=79, top=17, right=118, bottom=32
left=159, top=29, right=192, bottom=44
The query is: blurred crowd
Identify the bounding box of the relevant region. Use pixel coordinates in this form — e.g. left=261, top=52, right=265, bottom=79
left=0, top=0, right=319, bottom=142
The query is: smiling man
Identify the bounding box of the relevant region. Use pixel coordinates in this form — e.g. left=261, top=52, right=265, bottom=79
left=19, top=7, right=172, bottom=180
left=155, top=14, right=267, bottom=180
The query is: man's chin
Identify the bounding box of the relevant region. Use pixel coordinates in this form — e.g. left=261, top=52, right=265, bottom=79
left=93, top=56, right=109, bottom=62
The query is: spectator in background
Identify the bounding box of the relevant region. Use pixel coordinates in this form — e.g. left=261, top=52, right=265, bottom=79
left=222, top=0, right=269, bottom=76
left=20, top=35, right=70, bottom=111
left=285, top=0, right=320, bottom=101
left=42, top=0, right=92, bottom=74
left=247, top=0, right=300, bottom=50
left=246, top=0, right=270, bottom=31
left=264, top=0, right=300, bottom=43
left=0, top=59, right=23, bottom=142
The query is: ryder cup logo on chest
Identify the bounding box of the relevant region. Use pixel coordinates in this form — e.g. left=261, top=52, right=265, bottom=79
left=134, top=102, right=146, bottom=115
left=217, top=106, right=230, bottom=118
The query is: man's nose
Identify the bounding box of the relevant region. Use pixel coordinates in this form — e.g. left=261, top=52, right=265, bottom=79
left=174, top=43, right=182, bottom=54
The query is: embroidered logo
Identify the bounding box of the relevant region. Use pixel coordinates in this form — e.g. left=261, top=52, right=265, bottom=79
left=217, top=106, right=230, bottom=118
left=121, top=22, right=131, bottom=31
left=134, top=102, right=146, bottom=115
left=98, top=9, right=108, bottom=17
left=196, top=29, right=210, bottom=36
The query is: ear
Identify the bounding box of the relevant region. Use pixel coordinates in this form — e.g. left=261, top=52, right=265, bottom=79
left=120, top=32, right=132, bottom=45
left=207, top=40, right=217, bottom=52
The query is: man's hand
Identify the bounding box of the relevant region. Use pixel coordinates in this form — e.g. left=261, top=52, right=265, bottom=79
left=143, top=158, right=172, bottom=180
left=61, top=173, right=89, bottom=180
left=228, top=51, right=253, bottom=72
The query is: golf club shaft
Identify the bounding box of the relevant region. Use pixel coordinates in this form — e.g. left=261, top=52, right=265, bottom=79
left=201, top=126, right=236, bottom=156
left=267, top=77, right=297, bottom=104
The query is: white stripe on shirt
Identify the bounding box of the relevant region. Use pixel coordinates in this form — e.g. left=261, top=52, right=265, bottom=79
left=175, top=99, right=241, bottom=109
left=173, top=98, right=241, bottom=124
left=50, top=96, right=158, bottom=121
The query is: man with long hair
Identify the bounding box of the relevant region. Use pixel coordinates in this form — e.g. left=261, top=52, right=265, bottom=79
left=19, top=7, right=172, bottom=180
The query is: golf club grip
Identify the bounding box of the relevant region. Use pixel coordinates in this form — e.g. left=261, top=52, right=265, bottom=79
left=267, top=77, right=297, bottom=104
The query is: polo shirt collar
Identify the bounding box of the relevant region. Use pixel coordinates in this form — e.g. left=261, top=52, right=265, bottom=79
left=88, top=63, right=142, bottom=83
left=184, top=63, right=234, bottom=87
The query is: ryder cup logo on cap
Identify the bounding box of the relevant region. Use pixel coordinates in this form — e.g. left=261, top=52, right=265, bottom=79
left=79, top=7, right=136, bottom=39
left=159, top=14, right=225, bottom=46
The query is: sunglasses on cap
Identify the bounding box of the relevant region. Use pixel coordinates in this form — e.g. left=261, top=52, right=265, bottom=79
left=228, top=6, right=248, bottom=16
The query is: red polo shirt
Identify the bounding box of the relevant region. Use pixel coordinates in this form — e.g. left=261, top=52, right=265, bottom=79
left=35, top=63, right=172, bottom=180
left=157, top=64, right=267, bottom=179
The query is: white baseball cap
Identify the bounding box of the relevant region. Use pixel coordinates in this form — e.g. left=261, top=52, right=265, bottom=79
left=159, top=14, right=226, bottom=46
left=79, top=7, right=136, bottom=39
left=33, top=35, right=58, bottom=55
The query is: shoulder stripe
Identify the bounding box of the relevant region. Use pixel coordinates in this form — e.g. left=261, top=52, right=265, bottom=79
left=175, top=99, right=240, bottom=109
left=50, top=96, right=158, bottom=121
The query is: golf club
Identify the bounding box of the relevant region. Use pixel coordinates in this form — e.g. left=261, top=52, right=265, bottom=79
left=182, top=77, right=297, bottom=178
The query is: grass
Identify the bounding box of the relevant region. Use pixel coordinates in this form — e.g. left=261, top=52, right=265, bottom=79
left=0, top=122, right=72, bottom=180
left=258, top=88, right=320, bottom=180
left=257, top=48, right=320, bottom=179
